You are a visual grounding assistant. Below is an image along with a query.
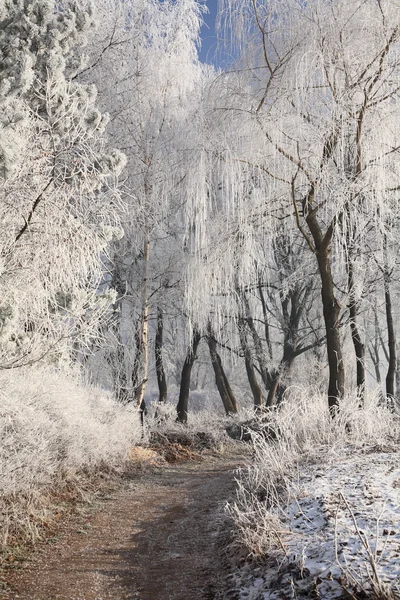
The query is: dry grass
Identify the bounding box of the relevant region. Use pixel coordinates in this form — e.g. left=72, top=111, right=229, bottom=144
left=335, top=494, right=400, bottom=600
left=0, top=367, right=143, bottom=550
left=227, top=388, right=400, bottom=559
left=148, top=430, right=219, bottom=463
left=0, top=463, right=120, bottom=563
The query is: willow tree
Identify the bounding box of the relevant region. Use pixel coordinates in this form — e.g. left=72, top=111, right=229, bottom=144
left=209, top=0, right=400, bottom=412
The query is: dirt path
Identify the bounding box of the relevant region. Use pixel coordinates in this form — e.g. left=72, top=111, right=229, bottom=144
left=2, top=455, right=244, bottom=600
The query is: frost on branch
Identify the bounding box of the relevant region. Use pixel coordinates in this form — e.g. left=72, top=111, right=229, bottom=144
left=0, top=0, right=125, bottom=368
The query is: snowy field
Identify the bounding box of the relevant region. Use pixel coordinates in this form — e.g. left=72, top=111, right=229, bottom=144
left=230, top=444, right=400, bottom=600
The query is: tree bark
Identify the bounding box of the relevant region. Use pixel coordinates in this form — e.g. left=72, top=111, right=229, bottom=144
left=382, top=233, right=396, bottom=405
left=207, top=325, right=238, bottom=414
left=238, top=318, right=264, bottom=409
left=368, top=342, right=381, bottom=385
left=368, top=305, right=382, bottom=385
left=109, top=256, right=129, bottom=403
left=304, top=195, right=345, bottom=414
left=384, top=266, right=396, bottom=403
left=241, top=292, right=272, bottom=391
left=155, top=307, right=167, bottom=403
left=258, top=280, right=273, bottom=361
left=114, top=342, right=129, bottom=403
left=266, top=370, right=280, bottom=407
left=176, top=330, right=201, bottom=423
left=265, top=284, right=315, bottom=407
left=131, top=235, right=150, bottom=408
left=265, top=334, right=294, bottom=407
left=347, top=256, right=365, bottom=401
left=292, top=129, right=344, bottom=413
left=317, top=250, right=345, bottom=413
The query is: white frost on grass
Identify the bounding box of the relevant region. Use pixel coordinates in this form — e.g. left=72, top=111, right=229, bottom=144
left=229, top=392, right=400, bottom=600
left=0, top=367, right=143, bottom=497
left=255, top=448, right=399, bottom=599
left=233, top=448, right=400, bottom=599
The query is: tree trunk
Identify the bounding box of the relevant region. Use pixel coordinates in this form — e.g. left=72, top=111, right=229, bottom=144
left=265, top=284, right=313, bottom=407
left=176, top=330, right=201, bottom=424
left=207, top=326, right=238, bottom=414
left=114, top=342, right=129, bottom=403
left=317, top=250, right=345, bottom=413
left=220, top=361, right=239, bottom=413
left=155, top=307, right=167, bottom=403
left=109, top=256, right=129, bottom=403
left=368, top=306, right=382, bottom=385
left=382, top=233, right=396, bottom=405
left=241, top=292, right=272, bottom=391
left=347, top=257, right=365, bottom=401
left=265, top=339, right=294, bottom=407
left=238, top=318, right=264, bottom=409
left=384, top=268, right=396, bottom=403
left=266, top=370, right=280, bottom=407
left=303, top=193, right=345, bottom=414
left=131, top=235, right=150, bottom=408
left=369, top=343, right=381, bottom=385
left=258, top=279, right=273, bottom=361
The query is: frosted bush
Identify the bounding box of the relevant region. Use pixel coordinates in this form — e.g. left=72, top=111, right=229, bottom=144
left=242, top=387, right=400, bottom=503
left=0, top=367, right=142, bottom=497
left=259, top=386, right=400, bottom=452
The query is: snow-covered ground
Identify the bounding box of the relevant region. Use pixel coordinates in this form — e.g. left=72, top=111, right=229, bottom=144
left=230, top=444, right=400, bottom=600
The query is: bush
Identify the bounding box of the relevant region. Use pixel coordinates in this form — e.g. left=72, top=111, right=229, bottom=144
left=0, top=367, right=142, bottom=546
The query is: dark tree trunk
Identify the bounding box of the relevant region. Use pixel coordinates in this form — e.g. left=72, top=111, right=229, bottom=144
left=266, top=370, right=280, bottom=407
left=242, top=293, right=272, bottom=391
left=304, top=197, right=345, bottom=414
left=382, top=233, right=396, bottom=405
left=220, top=363, right=239, bottom=413
left=369, top=343, right=381, bottom=385
left=317, top=251, right=345, bottom=413
left=294, top=131, right=344, bottom=413
left=258, top=280, right=273, bottom=361
left=265, top=339, right=294, bottom=407
left=265, top=284, right=313, bottom=407
left=115, top=343, right=129, bottom=404
left=368, top=306, right=382, bottom=384
left=155, top=307, right=167, bottom=403
left=131, top=236, right=150, bottom=408
left=176, top=330, right=201, bottom=424
left=238, top=318, right=264, bottom=409
left=347, top=258, right=365, bottom=401
left=384, top=271, right=396, bottom=402
left=110, top=257, right=129, bottom=403
left=207, top=326, right=238, bottom=414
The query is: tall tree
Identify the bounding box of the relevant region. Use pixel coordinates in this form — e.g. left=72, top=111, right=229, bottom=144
left=84, top=0, right=205, bottom=406
left=0, top=0, right=125, bottom=369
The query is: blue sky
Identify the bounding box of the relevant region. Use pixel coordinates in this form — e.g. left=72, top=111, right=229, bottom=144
left=198, top=0, right=219, bottom=65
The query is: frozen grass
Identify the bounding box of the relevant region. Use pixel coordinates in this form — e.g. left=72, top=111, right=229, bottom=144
left=227, top=389, right=400, bottom=599
left=0, top=367, right=142, bottom=547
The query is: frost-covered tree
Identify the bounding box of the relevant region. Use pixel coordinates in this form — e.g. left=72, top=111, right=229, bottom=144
left=83, top=0, right=206, bottom=408
left=181, top=0, right=400, bottom=412
left=0, top=0, right=125, bottom=368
